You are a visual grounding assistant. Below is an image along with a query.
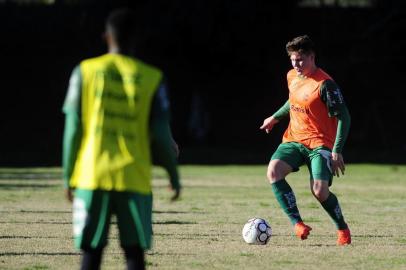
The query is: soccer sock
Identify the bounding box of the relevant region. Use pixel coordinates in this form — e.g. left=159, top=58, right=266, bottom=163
left=80, top=247, right=103, bottom=270
left=271, top=179, right=303, bottom=225
left=123, top=245, right=145, bottom=270
left=320, top=192, right=348, bottom=230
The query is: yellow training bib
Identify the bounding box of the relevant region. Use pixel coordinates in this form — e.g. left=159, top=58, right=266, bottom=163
left=70, top=53, right=162, bottom=194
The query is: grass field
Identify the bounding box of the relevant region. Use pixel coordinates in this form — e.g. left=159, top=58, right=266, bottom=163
left=1, top=165, right=406, bottom=270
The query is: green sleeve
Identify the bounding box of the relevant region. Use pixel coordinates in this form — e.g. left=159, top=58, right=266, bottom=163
left=272, top=100, right=290, bottom=120
left=63, top=66, right=82, bottom=113
left=150, top=81, right=181, bottom=190
left=320, top=80, right=351, bottom=153
left=333, top=108, right=351, bottom=153
left=62, top=66, right=82, bottom=188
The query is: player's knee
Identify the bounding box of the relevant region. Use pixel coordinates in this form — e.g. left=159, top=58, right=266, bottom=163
left=312, top=187, right=329, bottom=202
left=267, top=164, right=281, bottom=183
left=267, top=160, right=290, bottom=183
left=266, top=167, right=274, bottom=182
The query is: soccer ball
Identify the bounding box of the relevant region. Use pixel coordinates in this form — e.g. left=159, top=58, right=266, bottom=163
left=242, top=218, right=272, bottom=245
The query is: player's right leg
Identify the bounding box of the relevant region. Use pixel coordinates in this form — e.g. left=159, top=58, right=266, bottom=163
left=73, top=189, right=112, bottom=270
left=113, top=191, right=153, bottom=270
left=268, top=142, right=312, bottom=240
left=123, top=245, right=145, bottom=270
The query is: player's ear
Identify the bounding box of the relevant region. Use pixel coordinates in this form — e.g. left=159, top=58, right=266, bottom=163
left=310, top=52, right=315, bottom=61
left=102, top=32, right=108, bottom=43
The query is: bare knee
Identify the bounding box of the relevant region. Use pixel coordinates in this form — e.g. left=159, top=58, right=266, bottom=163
left=312, top=181, right=329, bottom=202
left=267, top=160, right=292, bottom=183
left=312, top=189, right=329, bottom=201
left=266, top=164, right=277, bottom=183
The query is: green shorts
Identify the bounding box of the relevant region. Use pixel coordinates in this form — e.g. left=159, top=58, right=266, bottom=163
left=271, top=142, right=334, bottom=185
left=72, top=189, right=153, bottom=250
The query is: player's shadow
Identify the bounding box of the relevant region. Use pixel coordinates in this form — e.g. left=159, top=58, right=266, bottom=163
left=307, top=244, right=340, bottom=247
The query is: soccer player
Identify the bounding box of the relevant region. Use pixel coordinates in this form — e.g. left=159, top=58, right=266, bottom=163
left=260, top=35, right=351, bottom=245
left=62, top=8, right=181, bottom=270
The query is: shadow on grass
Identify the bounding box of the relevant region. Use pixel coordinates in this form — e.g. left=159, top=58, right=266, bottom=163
left=153, top=220, right=197, bottom=225
left=0, top=235, right=61, bottom=239
left=0, top=172, right=60, bottom=180
left=153, top=210, right=190, bottom=214
left=0, top=221, right=71, bottom=225
left=0, top=183, right=58, bottom=189
left=353, top=234, right=394, bottom=238
left=0, top=252, right=79, bottom=257
left=0, top=220, right=197, bottom=225
left=8, top=210, right=70, bottom=214
left=2, top=209, right=199, bottom=215
left=147, top=251, right=196, bottom=256
left=307, top=244, right=339, bottom=247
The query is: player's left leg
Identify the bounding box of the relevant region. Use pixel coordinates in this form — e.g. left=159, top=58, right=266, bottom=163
left=311, top=180, right=351, bottom=245
left=309, top=148, right=351, bottom=245
left=73, top=189, right=113, bottom=269
left=80, top=247, right=103, bottom=270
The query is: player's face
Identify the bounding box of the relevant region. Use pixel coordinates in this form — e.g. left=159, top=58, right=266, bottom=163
left=290, top=51, right=315, bottom=77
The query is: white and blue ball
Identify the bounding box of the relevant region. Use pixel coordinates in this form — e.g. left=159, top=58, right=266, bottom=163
left=242, top=218, right=272, bottom=245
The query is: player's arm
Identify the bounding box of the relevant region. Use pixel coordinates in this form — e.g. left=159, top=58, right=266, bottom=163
left=150, top=79, right=181, bottom=201
left=273, top=100, right=290, bottom=120
left=260, top=100, right=290, bottom=133
left=320, top=80, right=351, bottom=153
left=62, top=65, right=83, bottom=201
left=320, top=79, right=351, bottom=176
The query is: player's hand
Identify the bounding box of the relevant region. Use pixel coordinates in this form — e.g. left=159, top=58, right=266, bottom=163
left=331, top=152, right=345, bottom=177
left=260, top=116, right=279, bottom=133
left=65, top=188, right=74, bottom=203
left=170, top=187, right=181, bottom=202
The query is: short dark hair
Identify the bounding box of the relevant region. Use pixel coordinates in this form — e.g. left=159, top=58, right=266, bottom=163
left=286, top=35, right=315, bottom=56
left=106, top=8, right=136, bottom=47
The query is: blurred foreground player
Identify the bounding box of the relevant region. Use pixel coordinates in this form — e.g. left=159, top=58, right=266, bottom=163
left=62, top=8, right=181, bottom=270
left=260, top=35, right=351, bottom=245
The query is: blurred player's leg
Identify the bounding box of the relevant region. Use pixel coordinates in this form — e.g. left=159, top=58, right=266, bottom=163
left=123, top=246, right=145, bottom=270
left=73, top=190, right=112, bottom=269
left=81, top=247, right=103, bottom=270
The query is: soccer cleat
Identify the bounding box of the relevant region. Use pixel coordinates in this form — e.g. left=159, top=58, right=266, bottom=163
left=337, top=227, right=351, bottom=245
left=294, top=222, right=312, bottom=240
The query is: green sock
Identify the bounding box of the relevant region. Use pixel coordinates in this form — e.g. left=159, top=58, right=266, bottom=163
left=320, top=192, right=348, bottom=230
left=271, top=179, right=302, bottom=225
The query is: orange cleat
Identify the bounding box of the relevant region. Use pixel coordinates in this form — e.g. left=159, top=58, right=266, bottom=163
left=294, top=222, right=312, bottom=240
left=337, top=227, right=351, bottom=245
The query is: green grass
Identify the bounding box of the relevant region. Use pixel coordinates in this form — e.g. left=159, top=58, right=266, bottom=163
left=1, top=165, right=406, bottom=269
